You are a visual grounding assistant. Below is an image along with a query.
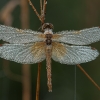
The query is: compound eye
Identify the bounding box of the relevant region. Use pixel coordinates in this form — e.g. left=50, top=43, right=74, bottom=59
left=49, top=23, right=54, bottom=29
left=42, top=23, right=54, bottom=31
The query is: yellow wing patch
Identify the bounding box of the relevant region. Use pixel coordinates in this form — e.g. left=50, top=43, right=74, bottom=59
left=52, top=42, right=66, bottom=58
left=31, top=42, right=46, bottom=59
left=38, top=34, right=46, bottom=38
left=52, top=34, right=62, bottom=39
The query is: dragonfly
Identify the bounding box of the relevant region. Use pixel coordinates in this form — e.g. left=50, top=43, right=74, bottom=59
left=0, top=23, right=100, bottom=92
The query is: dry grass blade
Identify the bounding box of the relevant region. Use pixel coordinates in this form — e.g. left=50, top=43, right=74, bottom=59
left=77, top=64, right=100, bottom=90
left=28, top=0, right=43, bottom=23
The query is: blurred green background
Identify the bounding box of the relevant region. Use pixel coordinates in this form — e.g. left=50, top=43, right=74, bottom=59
left=0, top=0, right=100, bottom=100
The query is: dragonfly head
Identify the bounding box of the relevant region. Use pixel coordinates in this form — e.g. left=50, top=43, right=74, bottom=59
left=42, top=23, right=54, bottom=31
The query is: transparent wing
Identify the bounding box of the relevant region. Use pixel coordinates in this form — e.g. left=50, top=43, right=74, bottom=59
left=52, top=27, right=100, bottom=45
left=0, top=25, right=45, bottom=43
left=0, top=42, right=46, bottom=64
left=52, top=42, right=99, bottom=65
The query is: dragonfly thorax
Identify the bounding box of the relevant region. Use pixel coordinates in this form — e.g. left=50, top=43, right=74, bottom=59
left=45, top=34, right=52, bottom=45
left=42, top=23, right=53, bottom=45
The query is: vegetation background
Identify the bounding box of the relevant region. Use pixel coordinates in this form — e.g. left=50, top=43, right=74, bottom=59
left=0, top=0, right=100, bottom=100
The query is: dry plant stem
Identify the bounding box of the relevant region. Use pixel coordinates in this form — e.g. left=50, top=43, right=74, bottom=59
left=21, top=0, right=29, bottom=28
left=36, top=0, right=48, bottom=99
left=22, top=64, right=31, bottom=100
left=77, top=64, right=100, bottom=90
left=21, top=0, right=31, bottom=100
left=40, top=0, right=43, bottom=15
left=43, top=0, right=47, bottom=16
left=40, top=0, right=47, bottom=24
left=28, top=0, right=43, bottom=23
left=36, top=63, right=41, bottom=100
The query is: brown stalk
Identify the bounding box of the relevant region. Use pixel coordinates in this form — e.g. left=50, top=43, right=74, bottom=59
left=43, top=0, right=47, bottom=18
left=40, top=0, right=47, bottom=24
left=27, top=0, right=47, bottom=99
left=40, top=0, right=43, bottom=15
left=36, top=0, right=47, bottom=99
left=36, top=63, right=41, bottom=100
left=77, top=64, right=100, bottom=90
left=20, top=0, right=31, bottom=100
left=22, top=64, right=31, bottom=100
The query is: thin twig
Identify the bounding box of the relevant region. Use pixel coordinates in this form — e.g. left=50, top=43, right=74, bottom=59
left=43, top=0, right=47, bottom=16
left=41, top=0, right=47, bottom=23
left=36, top=63, right=41, bottom=100
left=77, top=64, right=100, bottom=90
left=40, top=0, right=43, bottom=15
left=28, top=0, right=43, bottom=23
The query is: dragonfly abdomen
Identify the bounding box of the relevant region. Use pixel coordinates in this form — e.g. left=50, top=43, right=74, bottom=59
left=45, top=45, right=52, bottom=92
